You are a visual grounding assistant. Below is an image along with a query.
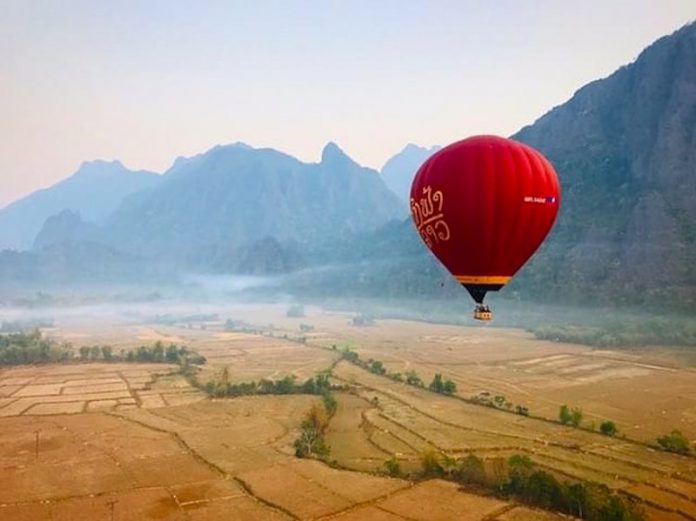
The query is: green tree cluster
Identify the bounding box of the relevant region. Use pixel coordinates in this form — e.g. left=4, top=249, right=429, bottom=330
left=417, top=452, right=643, bottom=520
left=559, top=405, right=583, bottom=427
left=369, top=360, right=386, bottom=375
left=0, top=332, right=205, bottom=368
left=293, top=388, right=339, bottom=460
left=204, top=372, right=332, bottom=399
left=656, top=430, right=691, bottom=455
left=428, top=373, right=457, bottom=395
left=0, top=330, right=71, bottom=365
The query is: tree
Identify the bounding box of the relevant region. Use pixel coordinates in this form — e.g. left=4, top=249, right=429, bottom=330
left=89, top=345, right=101, bottom=360
left=656, top=430, right=691, bottom=454
left=294, top=404, right=330, bottom=458
left=506, top=454, right=534, bottom=494
left=487, top=457, right=509, bottom=491
left=369, top=360, right=386, bottom=375
left=100, top=345, right=113, bottom=361
left=341, top=349, right=359, bottom=363
left=322, top=392, right=337, bottom=415
left=429, top=373, right=444, bottom=393
left=315, top=373, right=331, bottom=393
left=304, top=404, right=329, bottom=433
left=275, top=375, right=296, bottom=394
left=559, top=405, right=572, bottom=424
left=525, top=471, right=564, bottom=509
left=565, top=482, right=587, bottom=519
left=405, top=370, right=422, bottom=387
left=384, top=456, right=401, bottom=477
left=440, top=454, right=457, bottom=477
left=515, top=405, right=529, bottom=416
left=258, top=379, right=275, bottom=394
left=294, top=428, right=329, bottom=458
left=301, top=377, right=317, bottom=394
left=570, top=407, right=583, bottom=427
left=165, top=344, right=179, bottom=363
left=442, top=378, right=457, bottom=395
left=508, top=454, right=533, bottom=471
left=79, top=346, right=90, bottom=361
left=152, top=341, right=164, bottom=362
left=420, top=450, right=443, bottom=477
left=429, top=374, right=456, bottom=395
left=456, top=454, right=485, bottom=485
left=600, top=420, right=617, bottom=436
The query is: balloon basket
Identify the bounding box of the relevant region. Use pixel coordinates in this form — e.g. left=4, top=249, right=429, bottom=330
left=473, top=306, right=492, bottom=321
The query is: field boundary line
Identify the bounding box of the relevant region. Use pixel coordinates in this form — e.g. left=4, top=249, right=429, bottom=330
left=482, top=503, right=517, bottom=520
left=118, top=370, right=143, bottom=408
left=314, top=480, right=416, bottom=521
left=234, top=475, right=300, bottom=520
left=0, top=484, right=179, bottom=509
left=360, top=409, right=411, bottom=457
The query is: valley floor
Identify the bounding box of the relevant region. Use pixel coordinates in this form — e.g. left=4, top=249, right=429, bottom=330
left=1, top=303, right=695, bottom=520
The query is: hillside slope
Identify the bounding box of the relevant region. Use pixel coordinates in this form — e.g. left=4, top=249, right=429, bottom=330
left=512, top=22, right=696, bottom=308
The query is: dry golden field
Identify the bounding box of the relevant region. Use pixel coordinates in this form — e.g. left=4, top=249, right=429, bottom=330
left=0, top=393, right=554, bottom=521
left=271, top=308, right=696, bottom=444
left=1, top=303, right=695, bottom=519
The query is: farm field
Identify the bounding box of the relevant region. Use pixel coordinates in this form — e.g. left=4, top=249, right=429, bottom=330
left=2, top=302, right=696, bottom=519
left=0, top=393, right=554, bottom=521
left=329, top=361, right=696, bottom=519
left=272, top=309, right=696, bottom=444
left=0, top=362, right=205, bottom=416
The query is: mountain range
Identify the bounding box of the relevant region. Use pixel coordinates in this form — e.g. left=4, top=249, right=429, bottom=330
left=0, top=160, right=159, bottom=251
left=3, top=142, right=406, bottom=277
left=0, top=22, right=694, bottom=310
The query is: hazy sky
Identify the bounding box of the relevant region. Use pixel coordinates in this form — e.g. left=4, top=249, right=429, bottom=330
left=1, top=1, right=694, bottom=207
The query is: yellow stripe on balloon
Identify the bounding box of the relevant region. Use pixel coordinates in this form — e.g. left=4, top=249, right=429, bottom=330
left=455, top=275, right=511, bottom=285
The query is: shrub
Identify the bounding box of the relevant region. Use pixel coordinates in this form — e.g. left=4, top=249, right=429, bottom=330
left=657, top=430, right=691, bottom=454
left=384, top=456, right=401, bottom=477
left=600, top=420, right=617, bottom=436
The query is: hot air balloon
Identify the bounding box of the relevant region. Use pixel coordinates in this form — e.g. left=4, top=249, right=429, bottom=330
left=410, top=135, right=560, bottom=321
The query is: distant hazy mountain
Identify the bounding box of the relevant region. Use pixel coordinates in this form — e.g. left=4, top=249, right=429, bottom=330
left=33, top=210, right=99, bottom=250
left=93, top=142, right=404, bottom=266
left=381, top=144, right=440, bottom=203
left=0, top=160, right=160, bottom=251
left=510, top=21, right=696, bottom=308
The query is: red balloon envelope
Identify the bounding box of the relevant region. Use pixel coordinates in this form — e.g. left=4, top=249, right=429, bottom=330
left=410, top=135, right=560, bottom=307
